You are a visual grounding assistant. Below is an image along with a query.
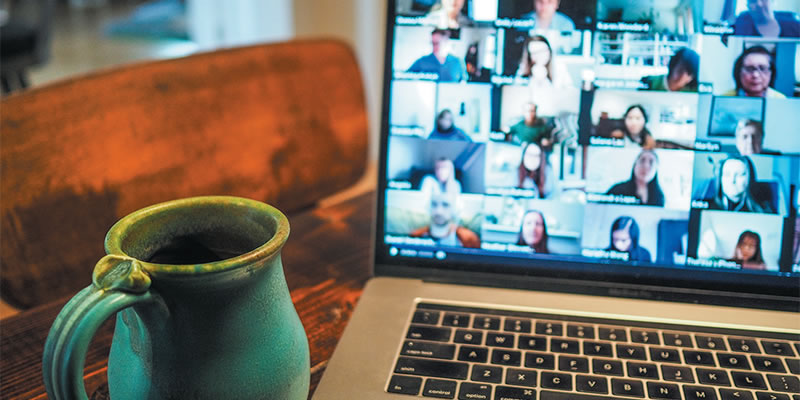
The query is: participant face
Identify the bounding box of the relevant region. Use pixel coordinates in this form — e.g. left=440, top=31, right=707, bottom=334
left=721, top=159, right=749, bottom=201
left=624, top=108, right=646, bottom=136
left=740, top=53, right=772, bottom=97
left=434, top=160, right=453, bottom=183
left=738, top=235, right=758, bottom=261
left=438, top=112, right=453, bottom=130
left=633, top=152, right=657, bottom=183
left=747, top=0, right=774, bottom=17
left=612, top=228, right=632, bottom=252
left=735, top=124, right=761, bottom=155
left=534, top=0, right=559, bottom=20
left=668, top=65, right=693, bottom=91
left=523, top=144, right=542, bottom=171
left=521, top=212, right=545, bottom=246
left=430, top=193, right=454, bottom=229
left=527, top=41, right=551, bottom=66
left=443, top=0, right=465, bottom=14
left=523, top=103, right=537, bottom=124
left=431, top=32, right=448, bottom=55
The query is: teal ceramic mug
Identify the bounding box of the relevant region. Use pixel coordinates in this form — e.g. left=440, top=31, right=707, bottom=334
left=42, top=196, right=310, bottom=399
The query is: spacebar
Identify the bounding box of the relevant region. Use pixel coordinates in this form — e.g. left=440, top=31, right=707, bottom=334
left=540, top=390, right=625, bottom=400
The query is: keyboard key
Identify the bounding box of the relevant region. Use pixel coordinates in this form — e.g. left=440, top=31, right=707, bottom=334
left=550, top=338, right=579, bottom=354
left=684, top=385, right=719, bottom=400
left=457, top=382, right=491, bottom=400
left=491, top=349, right=521, bottom=366
left=661, top=365, right=695, bottom=383
left=592, top=358, right=624, bottom=376
left=685, top=350, right=717, bottom=366
left=584, top=341, right=613, bottom=357
left=756, top=393, right=791, bottom=400
left=473, top=316, right=501, bottom=331
left=598, top=327, right=627, bottom=342
left=408, top=325, right=452, bottom=342
left=387, top=375, right=423, bottom=395
left=617, top=344, right=647, bottom=360
left=524, top=352, right=555, bottom=370
left=762, top=341, right=796, bottom=357
left=423, top=378, right=457, bottom=398
left=558, top=355, right=589, bottom=373
left=504, top=318, right=532, bottom=333
left=647, top=382, right=681, bottom=399
left=395, top=357, right=469, bottom=380
left=486, top=332, right=515, bottom=348
left=794, top=343, right=800, bottom=357
left=567, top=324, right=595, bottom=339
left=454, top=330, right=483, bottom=345
left=402, top=341, right=456, bottom=360
left=732, top=371, right=768, bottom=390
left=630, top=329, right=660, bottom=345
left=767, top=374, right=800, bottom=393
left=650, top=347, right=682, bottom=363
left=496, top=386, right=536, bottom=400
left=720, top=389, right=756, bottom=400
left=506, top=368, right=537, bottom=387
left=611, top=378, right=645, bottom=398
left=442, top=313, right=470, bottom=327
left=518, top=335, right=547, bottom=351
left=697, top=335, right=728, bottom=350
left=663, top=332, right=693, bottom=348
left=752, top=356, right=786, bottom=373
left=540, top=372, right=572, bottom=391
left=697, top=368, right=732, bottom=386
left=457, top=346, right=488, bottom=363
left=540, top=391, right=615, bottom=400
left=786, top=359, right=800, bottom=374
left=413, top=310, right=441, bottom=325
left=729, top=338, right=761, bottom=354
left=536, top=321, right=563, bottom=336
left=470, top=365, right=502, bottom=384
left=576, top=375, right=608, bottom=394
left=627, top=362, right=659, bottom=379
left=718, top=353, right=752, bottom=370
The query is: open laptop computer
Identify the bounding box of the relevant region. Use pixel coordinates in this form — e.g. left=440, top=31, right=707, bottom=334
left=314, top=1, right=800, bottom=399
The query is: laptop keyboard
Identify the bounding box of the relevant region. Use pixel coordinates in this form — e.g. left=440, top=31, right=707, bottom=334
left=386, top=303, right=800, bottom=400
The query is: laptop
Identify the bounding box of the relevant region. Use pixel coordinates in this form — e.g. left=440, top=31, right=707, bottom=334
left=314, top=1, right=800, bottom=399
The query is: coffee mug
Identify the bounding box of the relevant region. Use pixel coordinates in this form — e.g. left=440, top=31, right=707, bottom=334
left=42, top=196, right=310, bottom=400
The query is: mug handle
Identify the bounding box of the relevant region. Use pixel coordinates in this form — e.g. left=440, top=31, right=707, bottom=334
left=43, top=255, right=158, bottom=400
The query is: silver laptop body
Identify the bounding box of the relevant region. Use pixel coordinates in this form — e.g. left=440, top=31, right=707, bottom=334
left=315, top=1, right=800, bottom=398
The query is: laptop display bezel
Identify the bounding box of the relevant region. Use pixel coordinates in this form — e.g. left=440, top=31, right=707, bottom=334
left=373, top=0, right=800, bottom=312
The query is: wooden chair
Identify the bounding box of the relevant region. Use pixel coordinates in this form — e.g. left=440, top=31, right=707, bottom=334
left=0, top=39, right=369, bottom=309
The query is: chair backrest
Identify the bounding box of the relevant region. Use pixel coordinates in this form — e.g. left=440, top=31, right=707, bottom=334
left=0, top=39, right=369, bottom=308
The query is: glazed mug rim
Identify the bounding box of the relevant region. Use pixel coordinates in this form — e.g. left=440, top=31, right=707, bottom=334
left=103, top=195, right=289, bottom=277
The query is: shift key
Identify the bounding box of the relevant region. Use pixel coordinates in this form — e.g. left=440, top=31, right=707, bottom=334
left=395, top=357, right=469, bottom=380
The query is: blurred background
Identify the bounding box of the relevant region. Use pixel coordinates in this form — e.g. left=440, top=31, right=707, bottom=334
left=0, top=0, right=386, bottom=159
left=0, top=0, right=386, bottom=318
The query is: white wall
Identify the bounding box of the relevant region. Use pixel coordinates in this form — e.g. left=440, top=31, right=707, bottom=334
left=186, top=0, right=294, bottom=48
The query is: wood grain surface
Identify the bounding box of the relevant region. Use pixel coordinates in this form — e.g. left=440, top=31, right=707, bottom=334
left=1, top=39, right=369, bottom=309
left=0, top=191, right=375, bottom=400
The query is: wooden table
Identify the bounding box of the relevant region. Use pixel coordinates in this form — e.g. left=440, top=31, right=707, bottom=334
left=0, top=191, right=375, bottom=400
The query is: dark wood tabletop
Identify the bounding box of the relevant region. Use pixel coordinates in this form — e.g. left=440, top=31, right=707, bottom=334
left=0, top=191, right=375, bottom=400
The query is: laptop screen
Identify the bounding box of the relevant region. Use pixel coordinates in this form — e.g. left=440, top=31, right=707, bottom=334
left=376, top=0, right=800, bottom=299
